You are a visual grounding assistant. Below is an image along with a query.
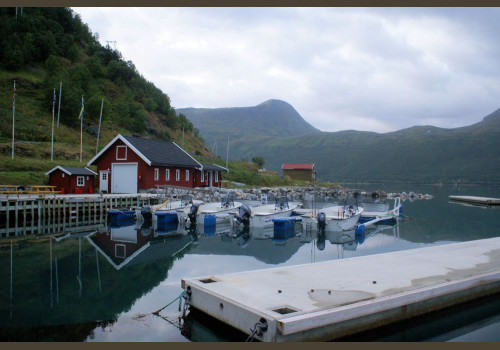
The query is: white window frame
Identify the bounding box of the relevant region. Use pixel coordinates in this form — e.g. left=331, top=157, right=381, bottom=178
left=166, top=169, right=170, bottom=181
left=200, top=170, right=204, bottom=182
left=116, top=145, right=127, bottom=160
left=185, top=169, right=189, bottom=181
left=115, top=244, right=126, bottom=258
left=77, top=176, right=85, bottom=187
left=176, top=169, right=180, bottom=181
left=154, top=168, right=159, bottom=181
left=215, top=171, right=219, bottom=182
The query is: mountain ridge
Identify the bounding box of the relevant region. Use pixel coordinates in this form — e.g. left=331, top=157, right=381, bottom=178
left=179, top=101, right=500, bottom=184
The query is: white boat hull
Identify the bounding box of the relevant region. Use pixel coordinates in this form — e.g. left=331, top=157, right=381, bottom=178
left=302, top=206, right=363, bottom=232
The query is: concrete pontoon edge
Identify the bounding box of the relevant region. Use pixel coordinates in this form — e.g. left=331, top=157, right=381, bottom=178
left=181, top=237, right=500, bottom=341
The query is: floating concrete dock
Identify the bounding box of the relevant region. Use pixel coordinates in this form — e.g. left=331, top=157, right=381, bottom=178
left=182, top=237, right=500, bottom=341
left=449, top=195, right=500, bottom=206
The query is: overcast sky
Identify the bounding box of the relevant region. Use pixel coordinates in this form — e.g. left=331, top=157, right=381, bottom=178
left=73, top=7, right=500, bottom=133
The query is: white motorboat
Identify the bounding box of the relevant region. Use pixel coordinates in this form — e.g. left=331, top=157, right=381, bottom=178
left=153, top=195, right=203, bottom=212
left=178, top=195, right=242, bottom=225
left=301, top=204, right=364, bottom=232
left=359, top=197, right=402, bottom=225
left=231, top=197, right=301, bottom=228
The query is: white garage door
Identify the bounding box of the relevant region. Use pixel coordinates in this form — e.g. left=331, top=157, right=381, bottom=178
left=112, top=163, right=138, bottom=193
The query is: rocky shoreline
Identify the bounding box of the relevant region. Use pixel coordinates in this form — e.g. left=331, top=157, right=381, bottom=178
left=154, top=185, right=433, bottom=203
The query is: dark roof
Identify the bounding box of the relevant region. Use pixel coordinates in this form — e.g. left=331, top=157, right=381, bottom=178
left=122, top=135, right=202, bottom=169
left=202, top=163, right=228, bottom=173
left=46, top=166, right=97, bottom=176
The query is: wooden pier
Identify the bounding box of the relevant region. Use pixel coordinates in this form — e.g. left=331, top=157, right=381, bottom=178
left=182, top=237, right=500, bottom=342
left=0, top=193, right=160, bottom=238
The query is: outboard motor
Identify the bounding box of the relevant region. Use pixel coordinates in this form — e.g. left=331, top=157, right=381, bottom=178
left=317, top=212, right=326, bottom=232
left=140, top=205, right=153, bottom=222
left=221, top=197, right=231, bottom=209
left=188, top=203, right=201, bottom=223
left=234, top=204, right=251, bottom=226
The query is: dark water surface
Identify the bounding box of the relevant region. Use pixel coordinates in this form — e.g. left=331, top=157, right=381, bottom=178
left=1, top=183, right=499, bottom=341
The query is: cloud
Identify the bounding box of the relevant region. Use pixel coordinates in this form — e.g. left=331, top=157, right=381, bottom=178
left=73, top=7, right=500, bottom=133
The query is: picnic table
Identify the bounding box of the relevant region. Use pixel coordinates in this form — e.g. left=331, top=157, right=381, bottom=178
left=0, top=185, right=26, bottom=199
left=0, top=185, right=61, bottom=199
left=26, top=185, right=61, bottom=198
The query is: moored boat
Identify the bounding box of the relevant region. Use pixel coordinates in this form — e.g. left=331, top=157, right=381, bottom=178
left=301, top=204, right=364, bottom=232
left=231, top=197, right=301, bottom=228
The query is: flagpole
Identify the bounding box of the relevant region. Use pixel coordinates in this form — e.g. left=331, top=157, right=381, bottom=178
left=12, top=80, right=15, bottom=160
left=80, top=95, right=83, bottom=163
left=51, top=88, right=55, bottom=161
left=57, top=81, right=62, bottom=130
left=226, top=135, right=229, bottom=169
left=96, top=98, right=103, bottom=154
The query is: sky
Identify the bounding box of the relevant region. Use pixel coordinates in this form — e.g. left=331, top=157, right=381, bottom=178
left=73, top=7, right=500, bottom=133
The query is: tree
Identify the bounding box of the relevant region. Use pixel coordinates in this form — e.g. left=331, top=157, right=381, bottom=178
left=252, top=156, right=265, bottom=169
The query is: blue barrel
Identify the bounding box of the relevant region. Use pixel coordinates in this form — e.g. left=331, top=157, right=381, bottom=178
left=204, top=214, right=216, bottom=226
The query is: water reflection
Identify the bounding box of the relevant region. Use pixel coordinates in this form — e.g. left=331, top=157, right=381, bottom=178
left=2, top=184, right=500, bottom=341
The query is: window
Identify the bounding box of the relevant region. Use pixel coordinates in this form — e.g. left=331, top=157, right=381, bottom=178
left=185, top=169, right=189, bottom=181
left=102, top=173, right=107, bottom=181
left=77, top=176, right=85, bottom=187
left=166, top=169, right=170, bottom=181
left=154, top=168, right=159, bottom=181
left=215, top=171, right=219, bottom=182
left=116, top=145, right=127, bottom=160
left=176, top=169, right=180, bottom=181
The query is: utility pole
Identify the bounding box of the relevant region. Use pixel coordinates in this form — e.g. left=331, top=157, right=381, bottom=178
left=226, top=136, right=229, bottom=169
left=57, top=81, right=62, bottom=130
left=106, top=41, right=117, bottom=50
left=96, top=98, right=104, bottom=154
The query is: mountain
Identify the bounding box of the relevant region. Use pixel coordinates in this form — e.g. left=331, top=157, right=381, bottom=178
left=180, top=102, right=500, bottom=184
left=177, top=99, right=319, bottom=154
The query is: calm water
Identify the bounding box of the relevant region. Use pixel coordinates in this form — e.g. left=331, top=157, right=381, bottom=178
left=1, top=183, right=500, bottom=342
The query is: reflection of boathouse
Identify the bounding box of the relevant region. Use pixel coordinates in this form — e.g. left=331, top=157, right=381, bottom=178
left=87, top=223, right=193, bottom=270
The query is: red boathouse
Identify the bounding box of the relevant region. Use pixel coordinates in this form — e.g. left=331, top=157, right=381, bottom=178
left=87, top=134, right=227, bottom=193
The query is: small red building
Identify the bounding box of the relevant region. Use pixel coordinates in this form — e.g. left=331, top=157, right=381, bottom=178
left=87, top=134, right=227, bottom=194
left=45, top=166, right=97, bottom=194
left=282, top=163, right=316, bottom=181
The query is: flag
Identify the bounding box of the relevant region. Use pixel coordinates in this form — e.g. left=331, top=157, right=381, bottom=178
left=78, top=96, right=84, bottom=119
left=52, top=89, right=56, bottom=114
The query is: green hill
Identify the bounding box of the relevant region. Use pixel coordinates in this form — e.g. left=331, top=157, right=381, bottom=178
left=180, top=101, right=500, bottom=184
left=0, top=7, right=211, bottom=184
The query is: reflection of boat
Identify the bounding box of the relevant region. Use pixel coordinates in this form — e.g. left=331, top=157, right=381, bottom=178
left=108, top=209, right=136, bottom=222
left=231, top=197, right=301, bottom=228
left=301, top=204, right=363, bottom=232
left=154, top=221, right=179, bottom=235
left=195, top=221, right=233, bottom=237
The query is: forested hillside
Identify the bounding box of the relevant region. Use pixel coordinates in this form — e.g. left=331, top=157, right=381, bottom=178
left=0, top=7, right=205, bottom=156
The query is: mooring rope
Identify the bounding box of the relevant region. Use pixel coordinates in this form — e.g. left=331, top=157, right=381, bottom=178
left=152, top=291, right=184, bottom=316
left=246, top=319, right=268, bottom=342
